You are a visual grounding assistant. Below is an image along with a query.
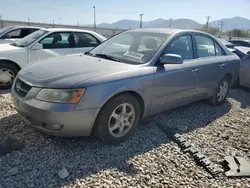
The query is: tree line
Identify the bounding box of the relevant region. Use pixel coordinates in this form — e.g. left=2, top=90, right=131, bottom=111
left=199, top=25, right=250, bottom=38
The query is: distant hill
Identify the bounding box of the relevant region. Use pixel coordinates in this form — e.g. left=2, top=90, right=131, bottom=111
left=97, top=18, right=202, bottom=30
left=97, top=17, right=250, bottom=31
left=209, top=17, right=250, bottom=30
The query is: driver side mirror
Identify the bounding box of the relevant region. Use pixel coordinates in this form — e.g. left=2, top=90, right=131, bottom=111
left=30, top=43, right=43, bottom=50
left=159, top=54, right=183, bottom=65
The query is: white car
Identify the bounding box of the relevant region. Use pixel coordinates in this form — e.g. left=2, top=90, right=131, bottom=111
left=0, top=28, right=107, bottom=89
left=0, top=26, right=42, bottom=44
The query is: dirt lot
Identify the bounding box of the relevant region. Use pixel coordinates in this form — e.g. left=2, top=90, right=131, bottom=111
left=0, top=89, right=249, bottom=188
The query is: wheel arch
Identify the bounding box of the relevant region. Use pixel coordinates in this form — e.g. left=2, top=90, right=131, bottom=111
left=0, top=58, right=21, bottom=71
left=100, top=90, right=145, bottom=119
left=225, top=72, right=233, bottom=86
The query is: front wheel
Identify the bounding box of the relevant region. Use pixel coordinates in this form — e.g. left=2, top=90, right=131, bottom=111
left=0, top=62, right=18, bottom=90
left=208, top=76, right=230, bottom=106
left=93, top=93, right=140, bottom=145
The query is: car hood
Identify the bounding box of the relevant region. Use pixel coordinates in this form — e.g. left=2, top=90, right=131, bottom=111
left=18, top=53, right=143, bottom=88
left=0, top=43, right=23, bottom=52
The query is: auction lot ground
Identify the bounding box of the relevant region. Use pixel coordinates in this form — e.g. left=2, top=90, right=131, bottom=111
left=0, top=89, right=249, bottom=188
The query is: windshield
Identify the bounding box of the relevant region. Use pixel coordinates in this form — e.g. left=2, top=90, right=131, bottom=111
left=0, top=26, right=14, bottom=36
left=89, top=31, right=170, bottom=64
left=11, top=29, right=48, bottom=47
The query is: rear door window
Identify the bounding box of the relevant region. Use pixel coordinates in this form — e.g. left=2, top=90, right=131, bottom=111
left=74, top=32, right=100, bottom=48
left=214, top=42, right=225, bottom=56
left=195, top=35, right=216, bottom=57
left=4, top=29, right=22, bottom=39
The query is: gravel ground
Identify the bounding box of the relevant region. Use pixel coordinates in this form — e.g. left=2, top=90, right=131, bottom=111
left=0, top=89, right=250, bottom=188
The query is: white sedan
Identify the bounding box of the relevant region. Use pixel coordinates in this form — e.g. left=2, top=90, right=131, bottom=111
left=0, top=28, right=106, bottom=89
left=0, top=26, right=42, bottom=44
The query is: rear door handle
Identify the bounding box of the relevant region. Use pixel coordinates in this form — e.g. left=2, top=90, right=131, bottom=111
left=220, top=64, right=225, bottom=67
left=191, top=68, right=199, bottom=72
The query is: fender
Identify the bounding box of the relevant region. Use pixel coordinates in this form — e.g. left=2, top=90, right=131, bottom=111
left=0, top=57, right=11, bottom=61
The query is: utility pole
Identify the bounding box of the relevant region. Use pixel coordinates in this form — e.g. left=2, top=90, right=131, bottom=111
left=28, top=17, right=30, bottom=26
left=139, top=13, right=144, bottom=28
left=219, top=21, right=224, bottom=38
left=0, top=15, right=3, bottom=28
left=93, top=6, right=96, bottom=32
left=206, top=16, right=211, bottom=27
left=169, top=18, right=173, bottom=28
left=58, top=17, right=61, bottom=26
left=52, top=19, right=54, bottom=28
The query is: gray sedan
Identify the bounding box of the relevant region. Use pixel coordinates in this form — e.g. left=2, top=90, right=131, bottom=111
left=11, top=28, right=240, bottom=144
left=232, top=46, right=250, bottom=87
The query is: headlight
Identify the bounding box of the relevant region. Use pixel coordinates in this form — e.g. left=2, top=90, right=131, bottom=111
left=36, top=88, right=85, bottom=103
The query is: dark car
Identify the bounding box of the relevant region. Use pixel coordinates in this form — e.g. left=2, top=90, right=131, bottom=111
left=228, top=39, right=250, bottom=48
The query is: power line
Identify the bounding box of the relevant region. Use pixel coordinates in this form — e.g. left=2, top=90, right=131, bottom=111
left=206, top=16, right=211, bottom=26
left=139, top=13, right=144, bottom=29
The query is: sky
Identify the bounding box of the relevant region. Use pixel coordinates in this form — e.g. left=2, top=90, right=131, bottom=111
left=0, top=0, right=250, bottom=25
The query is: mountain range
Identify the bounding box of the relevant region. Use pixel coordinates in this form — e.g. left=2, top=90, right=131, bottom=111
left=97, top=17, right=250, bottom=31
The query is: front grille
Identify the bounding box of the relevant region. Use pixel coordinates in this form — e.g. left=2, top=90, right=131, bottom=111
left=14, top=78, right=32, bottom=97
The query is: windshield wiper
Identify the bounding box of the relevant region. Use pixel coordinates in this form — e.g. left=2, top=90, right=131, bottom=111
left=9, top=42, right=25, bottom=47
left=93, top=53, right=120, bottom=62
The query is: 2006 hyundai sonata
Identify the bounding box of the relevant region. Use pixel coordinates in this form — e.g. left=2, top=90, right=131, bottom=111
left=11, top=28, right=240, bottom=144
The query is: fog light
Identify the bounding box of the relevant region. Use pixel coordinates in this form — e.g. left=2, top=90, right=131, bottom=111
left=45, top=124, right=63, bottom=131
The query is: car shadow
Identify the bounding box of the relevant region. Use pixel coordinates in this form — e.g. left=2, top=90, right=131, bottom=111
left=229, top=88, right=250, bottom=109
left=0, top=89, right=10, bottom=95
left=0, top=100, right=232, bottom=187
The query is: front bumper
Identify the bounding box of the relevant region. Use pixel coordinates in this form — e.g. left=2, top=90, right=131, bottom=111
left=11, top=86, right=100, bottom=137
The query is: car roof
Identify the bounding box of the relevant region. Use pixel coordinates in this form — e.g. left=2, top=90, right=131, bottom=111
left=125, top=28, right=213, bottom=36
left=7, top=25, right=42, bottom=29
left=229, top=39, right=250, bottom=43
left=218, top=38, right=233, bottom=45
left=42, top=28, right=97, bottom=33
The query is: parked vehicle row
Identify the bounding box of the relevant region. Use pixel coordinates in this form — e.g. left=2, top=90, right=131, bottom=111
left=11, top=28, right=240, bottom=144
left=0, top=28, right=106, bottom=89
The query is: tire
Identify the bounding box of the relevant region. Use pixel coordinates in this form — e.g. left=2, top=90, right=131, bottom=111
left=93, top=93, right=141, bottom=145
left=208, top=76, right=230, bottom=106
left=0, top=62, right=19, bottom=90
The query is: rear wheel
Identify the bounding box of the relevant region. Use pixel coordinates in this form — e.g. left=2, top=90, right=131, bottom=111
left=0, top=62, right=19, bottom=90
left=94, top=93, right=140, bottom=145
left=208, top=76, right=230, bottom=106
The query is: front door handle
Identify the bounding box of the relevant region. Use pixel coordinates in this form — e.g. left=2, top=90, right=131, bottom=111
left=191, top=68, right=199, bottom=72
left=220, top=64, right=225, bottom=68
